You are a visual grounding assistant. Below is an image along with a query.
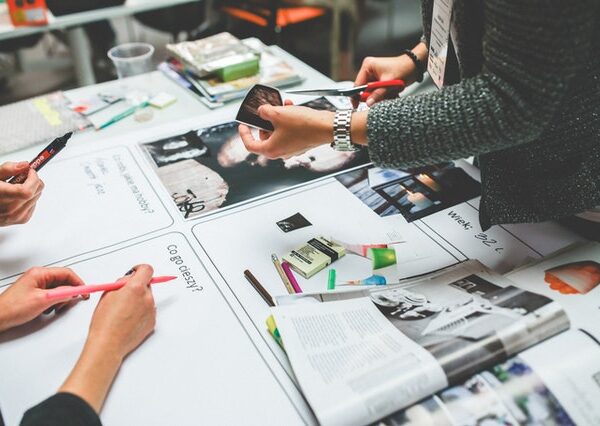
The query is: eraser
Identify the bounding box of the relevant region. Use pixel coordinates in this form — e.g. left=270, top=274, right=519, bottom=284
left=150, top=92, right=177, bottom=109
left=282, top=236, right=345, bottom=279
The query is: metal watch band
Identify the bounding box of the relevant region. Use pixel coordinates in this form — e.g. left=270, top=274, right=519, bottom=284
left=331, top=109, right=359, bottom=152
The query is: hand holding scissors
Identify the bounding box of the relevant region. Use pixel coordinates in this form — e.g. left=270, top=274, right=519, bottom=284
left=287, top=79, right=406, bottom=103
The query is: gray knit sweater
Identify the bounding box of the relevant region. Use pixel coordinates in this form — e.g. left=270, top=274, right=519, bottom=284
left=367, top=0, right=600, bottom=230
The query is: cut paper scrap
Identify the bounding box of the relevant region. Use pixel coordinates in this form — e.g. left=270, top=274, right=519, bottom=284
left=544, top=261, right=600, bottom=295
left=368, top=248, right=397, bottom=270
left=332, top=239, right=401, bottom=257
left=337, top=275, right=387, bottom=287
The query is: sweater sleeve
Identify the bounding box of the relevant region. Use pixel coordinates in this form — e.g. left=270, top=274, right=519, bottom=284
left=367, top=0, right=597, bottom=168
left=20, top=393, right=101, bottom=426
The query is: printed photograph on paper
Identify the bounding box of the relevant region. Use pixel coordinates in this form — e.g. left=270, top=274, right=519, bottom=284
left=140, top=98, right=370, bottom=219
left=368, top=273, right=568, bottom=383
left=335, top=163, right=481, bottom=222
left=381, top=357, right=575, bottom=426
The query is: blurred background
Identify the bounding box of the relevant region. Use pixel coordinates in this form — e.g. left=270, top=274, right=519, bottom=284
left=0, top=0, right=422, bottom=105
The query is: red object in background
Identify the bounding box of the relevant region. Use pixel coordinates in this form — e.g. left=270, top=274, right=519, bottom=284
left=7, top=0, right=48, bottom=27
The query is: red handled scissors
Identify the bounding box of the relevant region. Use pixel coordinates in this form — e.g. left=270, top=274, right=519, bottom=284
left=287, top=80, right=405, bottom=103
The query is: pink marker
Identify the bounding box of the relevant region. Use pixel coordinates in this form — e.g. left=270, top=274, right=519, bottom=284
left=45, top=276, right=177, bottom=300
left=281, top=261, right=302, bottom=294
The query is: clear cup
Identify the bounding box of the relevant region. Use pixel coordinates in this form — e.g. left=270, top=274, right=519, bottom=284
left=107, top=43, right=155, bottom=79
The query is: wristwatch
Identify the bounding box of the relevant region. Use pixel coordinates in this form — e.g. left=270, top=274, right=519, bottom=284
left=331, top=109, right=360, bottom=152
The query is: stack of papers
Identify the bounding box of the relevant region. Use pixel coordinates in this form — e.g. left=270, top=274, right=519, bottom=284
left=161, top=37, right=303, bottom=108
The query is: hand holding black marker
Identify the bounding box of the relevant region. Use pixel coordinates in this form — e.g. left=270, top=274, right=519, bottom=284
left=8, top=132, right=73, bottom=185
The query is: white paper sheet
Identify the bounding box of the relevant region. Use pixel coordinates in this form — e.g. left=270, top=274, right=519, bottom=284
left=0, top=233, right=307, bottom=426
left=0, top=145, right=173, bottom=285
left=272, top=298, right=447, bottom=426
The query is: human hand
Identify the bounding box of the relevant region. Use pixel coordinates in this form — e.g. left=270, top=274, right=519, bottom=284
left=0, top=161, right=45, bottom=226
left=239, top=101, right=335, bottom=159
left=0, top=267, right=87, bottom=332
left=86, top=264, right=156, bottom=362
left=354, top=55, right=417, bottom=107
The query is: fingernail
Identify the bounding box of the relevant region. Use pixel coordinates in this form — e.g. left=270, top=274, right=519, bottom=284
left=124, top=268, right=136, bottom=276
left=366, top=99, right=374, bottom=107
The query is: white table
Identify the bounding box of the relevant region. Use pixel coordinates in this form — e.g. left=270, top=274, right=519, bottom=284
left=0, top=0, right=203, bottom=86
left=63, top=46, right=333, bottom=147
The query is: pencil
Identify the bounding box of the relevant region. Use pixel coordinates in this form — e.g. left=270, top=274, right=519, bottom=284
left=271, top=254, right=295, bottom=294
left=243, top=269, right=275, bottom=307
left=281, top=262, right=302, bottom=294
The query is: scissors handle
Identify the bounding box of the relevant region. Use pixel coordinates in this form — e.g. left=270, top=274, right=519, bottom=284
left=359, top=79, right=406, bottom=102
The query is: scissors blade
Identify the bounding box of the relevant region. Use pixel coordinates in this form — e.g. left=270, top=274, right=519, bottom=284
left=286, top=88, right=349, bottom=96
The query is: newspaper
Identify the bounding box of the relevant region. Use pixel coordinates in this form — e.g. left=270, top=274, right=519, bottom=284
left=272, top=261, right=569, bottom=425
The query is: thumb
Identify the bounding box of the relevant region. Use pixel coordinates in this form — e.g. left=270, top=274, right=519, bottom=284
left=258, top=105, right=278, bottom=122
left=0, top=162, right=29, bottom=181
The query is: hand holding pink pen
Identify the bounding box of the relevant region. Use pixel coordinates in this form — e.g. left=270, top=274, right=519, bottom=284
left=45, top=275, right=177, bottom=301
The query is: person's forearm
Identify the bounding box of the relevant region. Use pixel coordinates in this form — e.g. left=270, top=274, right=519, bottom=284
left=59, top=339, right=123, bottom=413
left=350, top=111, right=368, bottom=145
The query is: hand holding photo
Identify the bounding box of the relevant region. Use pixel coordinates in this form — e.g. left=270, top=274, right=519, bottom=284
left=236, top=84, right=282, bottom=131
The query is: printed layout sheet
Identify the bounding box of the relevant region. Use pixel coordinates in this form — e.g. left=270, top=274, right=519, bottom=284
left=0, top=146, right=173, bottom=285
left=0, top=112, right=584, bottom=425
left=0, top=233, right=307, bottom=426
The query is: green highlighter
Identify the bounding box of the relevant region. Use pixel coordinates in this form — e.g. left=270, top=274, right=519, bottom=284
left=327, top=269, right=336, bottom=290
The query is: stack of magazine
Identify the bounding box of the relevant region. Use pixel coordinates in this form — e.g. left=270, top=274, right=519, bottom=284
left=160, top=33, right=303, bottom=108
left=270, top=242, right=600, bottom=426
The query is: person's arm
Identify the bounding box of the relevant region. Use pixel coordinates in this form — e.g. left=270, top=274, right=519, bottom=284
left=58, top=264, right=156, bottom=412
left=365, top=0, right=597, bottom=168
left=0, top=267, right=87, bottom=333
left=0, top=162, right=44, bottom=227
left=240, top=1, right=597, bottom=167
left=20, top=265, right=156, bottom=425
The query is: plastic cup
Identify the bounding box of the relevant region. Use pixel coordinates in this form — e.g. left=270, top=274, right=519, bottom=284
left=108, top=43, right=155, bottom=79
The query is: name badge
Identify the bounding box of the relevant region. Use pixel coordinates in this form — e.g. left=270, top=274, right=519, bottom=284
left=427, top=0, right=454, bottom=89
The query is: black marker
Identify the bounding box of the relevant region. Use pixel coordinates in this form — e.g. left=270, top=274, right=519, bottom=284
left=8, top=132, right=73, bottom=184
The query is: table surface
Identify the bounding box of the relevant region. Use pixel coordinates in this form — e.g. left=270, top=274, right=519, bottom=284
left=0, top=41, right=429, bottom=161
left=0, top=0, right=200, bottom=41
left=0, top=46, right=587, bottom=426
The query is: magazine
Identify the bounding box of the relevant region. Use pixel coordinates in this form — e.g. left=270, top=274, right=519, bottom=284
left=379, top=329, right=600, bottom=426
left=272, top=261, right=569, bottom=425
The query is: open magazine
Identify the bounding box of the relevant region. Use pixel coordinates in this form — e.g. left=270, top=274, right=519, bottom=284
left=379, top=328, right=600, bottom=426
left=272, top=260, right=570, bottom=426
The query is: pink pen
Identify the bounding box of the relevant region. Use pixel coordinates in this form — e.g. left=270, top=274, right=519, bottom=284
left=281, top=262, right=302, bottom=294
left=45, top=275, right=177, bottom=300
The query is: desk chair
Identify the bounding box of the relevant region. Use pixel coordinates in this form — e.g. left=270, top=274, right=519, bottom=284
left=135, top=1, right=215, bottom=41
left=220, top=0, right=327, bottom=45
left=221, top=0, right=357, bottom=78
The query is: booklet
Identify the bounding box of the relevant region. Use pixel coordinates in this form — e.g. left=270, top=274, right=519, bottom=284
left=272, top=260, right=569, bottom=426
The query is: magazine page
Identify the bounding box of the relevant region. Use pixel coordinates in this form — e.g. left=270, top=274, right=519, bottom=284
left=276, top=260, right=569, bottom=385
left=506, top=242, right=600, bottom=337
left=378, top=329, right=600, bottom=426
left=271, top=297, right=448, bottom=426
